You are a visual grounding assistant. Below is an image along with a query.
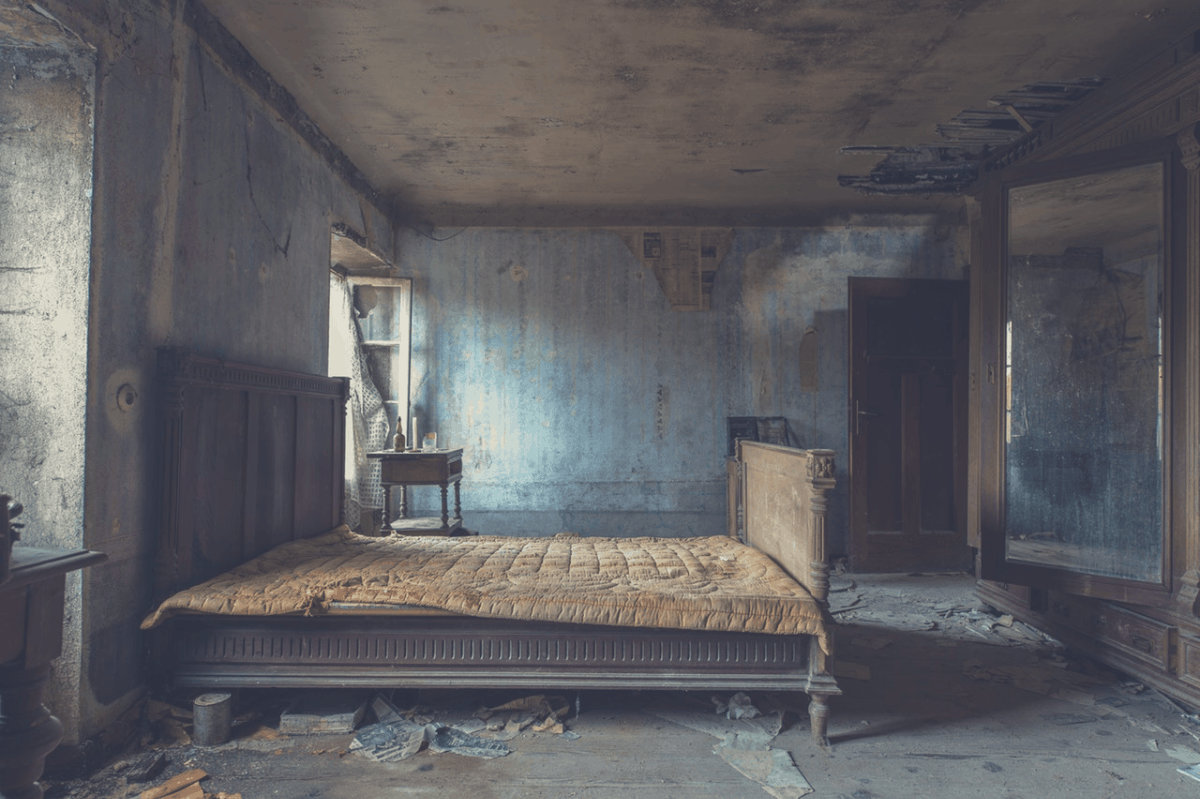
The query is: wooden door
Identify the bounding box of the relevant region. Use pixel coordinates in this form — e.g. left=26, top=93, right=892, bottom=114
left=849, top=278, right=970, bottom=572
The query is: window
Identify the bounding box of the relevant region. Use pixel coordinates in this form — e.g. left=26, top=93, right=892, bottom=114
left=328, top=233, right=411, bottom=531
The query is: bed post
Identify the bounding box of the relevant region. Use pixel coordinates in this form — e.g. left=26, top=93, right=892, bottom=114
left=804, top=448, right=839, bottom=746
left=805, top=449, right=835, bottom=609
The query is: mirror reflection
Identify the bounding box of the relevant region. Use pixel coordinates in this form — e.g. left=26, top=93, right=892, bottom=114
left=1005, top=162, right=1164, bottom=582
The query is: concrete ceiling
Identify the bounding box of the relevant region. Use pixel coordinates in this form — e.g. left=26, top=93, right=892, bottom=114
left=200, top=0, right=1198, bottom=227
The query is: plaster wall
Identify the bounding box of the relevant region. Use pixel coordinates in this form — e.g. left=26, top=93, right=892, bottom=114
left=0, top=39, right=94, bottom=741
left=401, top=221, right=962, bottom=552
left=17, top=0, right=397, bottom=744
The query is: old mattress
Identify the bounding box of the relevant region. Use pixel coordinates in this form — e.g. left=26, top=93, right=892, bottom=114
left=142, top=526, right=831, bottom=653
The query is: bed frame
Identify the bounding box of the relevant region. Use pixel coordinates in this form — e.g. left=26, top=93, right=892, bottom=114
left=149, top=350, right=841, bottom=743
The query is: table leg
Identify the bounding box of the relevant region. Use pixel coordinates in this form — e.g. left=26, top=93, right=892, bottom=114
left=0, top=663, right=63, bottom=799
left=440, top=482, right=450, bottom=532
left=454, top=482, right=462, bottom=521
left=399, top=486, right=408, bottom=520
left=382, top=485, right=392, bottom=530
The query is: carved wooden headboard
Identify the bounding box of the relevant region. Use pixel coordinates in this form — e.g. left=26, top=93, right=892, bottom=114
left=154, top=349, right=348, bottom=600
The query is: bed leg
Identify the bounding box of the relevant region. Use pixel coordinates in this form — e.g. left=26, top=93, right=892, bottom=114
left=808, top=693, right=831, bottom=747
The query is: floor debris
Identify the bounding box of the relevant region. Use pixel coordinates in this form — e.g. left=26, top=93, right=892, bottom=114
left=346, top=692, right=582, bottom=762
left=118, top=751, right=167, bottom=783
left=349, top=718, right=429, bottom=762
left=715, top=692, right=762, bottom=720
left=145, top=700, right=194, bottom=748
left=278, top=690, right=368, bottom=735
left=426, top=725, right=512, bottom=758
left=475, top=693, right=573, bottom=737
left=715, top=747, right=814, bottom=799
left=1164, top=744, right=1200, bottom=765
left=139, top=768, right=206, bottom=799
left=41, top=572, right=1200, bottom=799
left=647, top=698, right=810, bottom=796
left=646, top=705, right=783, bottom=750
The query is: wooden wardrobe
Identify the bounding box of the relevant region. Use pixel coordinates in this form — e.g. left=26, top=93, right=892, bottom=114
left=972, top=28, right=1200, bottom=709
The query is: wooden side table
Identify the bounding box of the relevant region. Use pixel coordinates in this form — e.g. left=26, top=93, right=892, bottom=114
left=368, top=448, right=467, bottom=535
left=1, top=546, right=106, bottom=799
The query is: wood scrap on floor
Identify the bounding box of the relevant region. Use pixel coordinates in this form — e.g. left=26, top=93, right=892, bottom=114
left=144, top=699, right=194, bottom=748
left=140, top=769, right=206, bottom=799
left=119, top=751, right=167, bottom=783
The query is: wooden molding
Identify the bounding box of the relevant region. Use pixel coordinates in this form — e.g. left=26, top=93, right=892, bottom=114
left=985, top=31, right=1200, bottom=172
left=1178, top=122, right=1200, bottom=617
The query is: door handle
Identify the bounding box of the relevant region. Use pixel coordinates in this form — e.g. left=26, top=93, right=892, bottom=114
left=854, top=401, right=879, bottom=435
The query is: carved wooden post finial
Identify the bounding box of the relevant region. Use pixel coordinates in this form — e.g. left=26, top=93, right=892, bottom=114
left=806, top=449, right=836, bottom=608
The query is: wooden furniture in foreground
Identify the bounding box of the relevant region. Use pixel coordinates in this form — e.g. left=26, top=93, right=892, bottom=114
left=1, top=539, right=105, bottom=799
left=146, top=353, right=841, bottom=744
left=970, top=28, right=1200, bottom=711
left=367, top=448, right=465, bottom=535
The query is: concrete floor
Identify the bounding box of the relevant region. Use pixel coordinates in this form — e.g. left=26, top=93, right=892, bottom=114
left=46, top=574, right=1200, bottom=799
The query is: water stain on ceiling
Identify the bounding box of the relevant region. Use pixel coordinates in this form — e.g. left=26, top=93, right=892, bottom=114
left=198, top=0, right=1196, bottom=226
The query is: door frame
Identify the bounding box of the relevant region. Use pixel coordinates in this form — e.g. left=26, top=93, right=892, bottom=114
left=848, top=276, right=970, bottom=572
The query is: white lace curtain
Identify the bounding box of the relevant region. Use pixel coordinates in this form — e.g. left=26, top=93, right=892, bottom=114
left=329, top=273, right=389, bottom=531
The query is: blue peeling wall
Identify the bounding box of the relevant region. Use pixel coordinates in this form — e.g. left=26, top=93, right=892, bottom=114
left=400, top=220, right=962, bottom=554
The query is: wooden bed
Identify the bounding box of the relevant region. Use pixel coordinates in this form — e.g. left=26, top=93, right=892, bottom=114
left=148, top=350, right=841, bottom=743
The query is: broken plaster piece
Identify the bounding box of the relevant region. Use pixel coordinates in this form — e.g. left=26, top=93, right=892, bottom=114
left=350, top=719, right=512, bottom=761
left=371, top=694, right=404, bottom=724
left=279, top=690, right=368, bottom=735
left=451, top=718, right=488, bottom=734
left=349, top=719, right=428, bottom=762
left=647, top=707, right=783, bottom=747
left=426, top=725, right=511, bottom=758
left=716, top=747, right=814, bottom=799
left=1163, top=744, right=1200, bottom=765
left=715, top=692, right=762, bottom=720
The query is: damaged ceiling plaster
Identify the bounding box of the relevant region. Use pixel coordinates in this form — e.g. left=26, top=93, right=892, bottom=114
left=837, top=78, right=1107, bottom=195
left=198, top=0, right=1194, bottom=226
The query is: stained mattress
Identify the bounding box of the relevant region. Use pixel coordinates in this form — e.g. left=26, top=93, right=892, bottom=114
left=142, top=526, right=831, bottom=654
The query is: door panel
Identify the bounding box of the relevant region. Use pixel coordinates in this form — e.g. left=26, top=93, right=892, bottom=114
left=920, top=370, right=956, bottom=533
left=850, top=277, right=970, bottom=572
left=863, top=369, right=901, bottom=533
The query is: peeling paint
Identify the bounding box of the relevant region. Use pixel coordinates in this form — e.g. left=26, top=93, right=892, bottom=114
left=404, top=221, right=959, bottom=543
left=0, top=25, right=93, bottom=746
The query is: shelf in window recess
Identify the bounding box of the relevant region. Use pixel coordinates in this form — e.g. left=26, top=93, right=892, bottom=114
left=361, top=340, right=402, bottom=347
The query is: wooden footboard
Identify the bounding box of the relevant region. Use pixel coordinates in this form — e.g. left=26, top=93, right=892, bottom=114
left=732, top=441, right=840, bottom=744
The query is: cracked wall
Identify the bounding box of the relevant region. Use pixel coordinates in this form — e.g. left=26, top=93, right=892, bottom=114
left=402, top=221, right=962, bottom=549
left=0, top=35, right=95, bottom=743
left=12, top=0, right=397, bottom=746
